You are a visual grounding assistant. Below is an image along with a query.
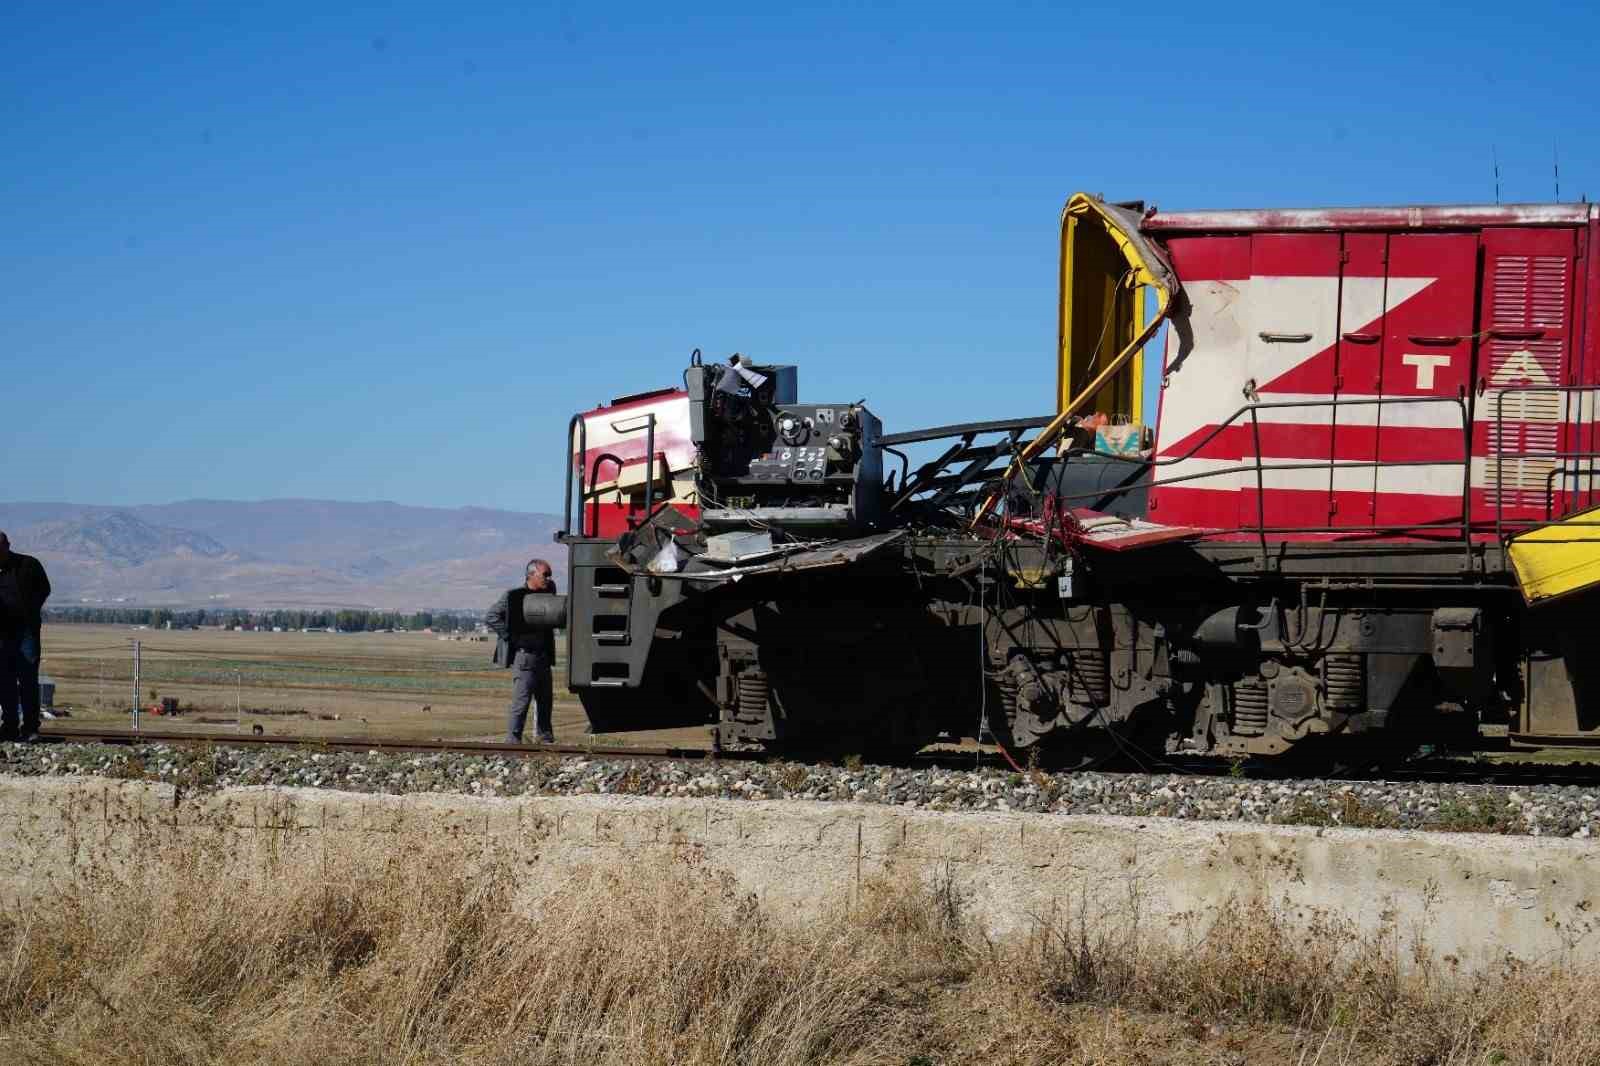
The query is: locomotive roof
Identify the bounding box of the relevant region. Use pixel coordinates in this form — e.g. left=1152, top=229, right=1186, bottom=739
left=1141, top=201, right=1595, bottom=233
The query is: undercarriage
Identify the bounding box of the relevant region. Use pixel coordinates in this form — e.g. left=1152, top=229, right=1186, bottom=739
left=564, top=529, right=1547, bottom=765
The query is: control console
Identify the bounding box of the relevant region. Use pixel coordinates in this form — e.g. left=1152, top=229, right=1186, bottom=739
left=684, top=358, right=882, bottom=531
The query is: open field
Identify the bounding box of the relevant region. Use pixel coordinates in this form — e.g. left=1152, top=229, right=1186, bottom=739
left=38, top=624, right=712, bottom=747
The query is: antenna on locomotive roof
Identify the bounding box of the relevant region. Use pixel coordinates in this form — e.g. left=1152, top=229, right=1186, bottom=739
left=1492, top=144, right=1501, bottom=204
left=1554, top=141, right=1561, bottom=202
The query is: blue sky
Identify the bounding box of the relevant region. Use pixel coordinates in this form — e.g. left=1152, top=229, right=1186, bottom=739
left=4, top=1, right=1593, bottom=514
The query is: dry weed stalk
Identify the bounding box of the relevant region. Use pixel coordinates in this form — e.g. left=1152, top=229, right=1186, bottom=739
left=0, top=830, right=1596, bottom=1065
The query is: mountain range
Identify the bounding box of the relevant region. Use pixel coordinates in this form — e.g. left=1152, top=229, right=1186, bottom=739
left=0, top=500, right=567, bottom=611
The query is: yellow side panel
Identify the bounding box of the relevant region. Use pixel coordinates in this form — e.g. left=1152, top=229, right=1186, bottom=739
left=1507, top=507, right=1600, bottom=604
left=1058, top=213, right=1144, bottom=425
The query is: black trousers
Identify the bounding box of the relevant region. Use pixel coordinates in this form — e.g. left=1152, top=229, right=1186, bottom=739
left=506, top=649, right=553, bottom=742
left=0, top=630, right=41, bottom=737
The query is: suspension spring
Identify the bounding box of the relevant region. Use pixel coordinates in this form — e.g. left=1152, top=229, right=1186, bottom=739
left=996, top=674, right=1019, bottom=716
left=1232, top=679, right=1269, bottom=736
left=1324, top=655, right=1364, bottom=713
left=1066, top=650, right=1110, bottom=707
left=736, top=673, right=770, bottom=718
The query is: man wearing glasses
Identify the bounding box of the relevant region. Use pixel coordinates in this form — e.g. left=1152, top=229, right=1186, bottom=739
left=486, top=559, right=558, bottom=744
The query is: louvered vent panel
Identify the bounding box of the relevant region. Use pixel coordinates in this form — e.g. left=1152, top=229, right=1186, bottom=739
left=1491, top=255, right=1570, bottom=330
left=1529, top=256, right=1569, bottom=328
left=1485, top=455, right=1561, bottom=509
left=1487, top=389, right=1564, bottom=509
left=1492, top=256, right=1531, bottom=328
left=1487, top=339, right=1564, bottom=386
left=1480, top=238, right=1577, bottom=518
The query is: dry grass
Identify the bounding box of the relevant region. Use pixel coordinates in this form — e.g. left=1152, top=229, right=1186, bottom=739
left=0, top=838, right=891, bottom=1066
left=0, top=837, right=1596, bottom=1066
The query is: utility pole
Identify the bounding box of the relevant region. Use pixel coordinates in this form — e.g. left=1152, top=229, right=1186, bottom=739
left=132, top=641, right=141, bottom=734
left=235, top=670, right=242, bottom=732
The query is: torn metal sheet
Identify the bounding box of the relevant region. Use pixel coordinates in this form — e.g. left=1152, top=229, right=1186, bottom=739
left=705, top=530, right=775, bottom=562
left=1068, top=510, right=1211, bottom=551
left=695, top=539, right=832, bottom=568
left=1074, top=195, right=1180, bottom=299
left=668, top=530, right=908, bottom=584
left=1005, top=507, right=1211, bottom=552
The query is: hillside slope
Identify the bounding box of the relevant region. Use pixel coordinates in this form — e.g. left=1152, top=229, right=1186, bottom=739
left=0, top=500, right=566, bottom=610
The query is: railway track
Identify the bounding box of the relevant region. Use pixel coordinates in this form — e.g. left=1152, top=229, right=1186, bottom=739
left=34, top=725, right=755, bottom=765
left=29, top=725, right=1026, bottom=775
left=26, top=724, right=1600, bottom=789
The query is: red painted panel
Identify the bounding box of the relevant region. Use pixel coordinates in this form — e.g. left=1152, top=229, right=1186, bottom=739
left=1476, top=228, right=1580, bottom=523
left=588, top=501, right=702, bottom=540
left=1329, top=233, right=1388, bottom=527
left=575, top=390, right=695, bottom=538
left=1161, top=235, right=1251, bottom=282
left=1145, top=486, right=1227, bottom=528
left=1373, top=233, right=1478, bottom=528
left=1241, top=234, right=1340, bottom=528
left=1146, top=236, right=1252, bottom=526
left=1582, top=221, right=1599, bottom=389
left=1248, top=233, right=1343, bottom=277
left=1582, top=222, right=1599, bottom=514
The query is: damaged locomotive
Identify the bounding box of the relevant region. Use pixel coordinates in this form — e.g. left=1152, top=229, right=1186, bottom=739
left=555, top=193, right=1600, bottom=763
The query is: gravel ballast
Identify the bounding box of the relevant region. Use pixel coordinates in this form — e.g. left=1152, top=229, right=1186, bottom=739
left=3, top=742, right=1597, bottom=838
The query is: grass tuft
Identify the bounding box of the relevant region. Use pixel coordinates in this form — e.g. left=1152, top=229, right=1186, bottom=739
left=1, top=832, right=1597, bottom=1064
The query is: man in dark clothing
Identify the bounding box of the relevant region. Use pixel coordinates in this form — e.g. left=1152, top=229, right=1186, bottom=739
left=486, top=558, right=557, bottom=744
left=0, top=532, right=51, bottom=743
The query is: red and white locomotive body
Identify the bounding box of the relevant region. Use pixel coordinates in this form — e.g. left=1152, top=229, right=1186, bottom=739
left=1142, top=203, right=1600, bottom=539
left=572, top=386, right=697, bottom=539
left=557, top=197, right=1600, bottom=756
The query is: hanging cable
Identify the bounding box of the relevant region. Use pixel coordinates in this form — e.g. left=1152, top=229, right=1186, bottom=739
left=1074, top=268, right=1136, bottom=396
left=974, top=553, right=987, bottom=770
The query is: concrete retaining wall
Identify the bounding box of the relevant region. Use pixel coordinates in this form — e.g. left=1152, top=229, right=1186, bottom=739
left=1, top=774, right=1595, bottom=969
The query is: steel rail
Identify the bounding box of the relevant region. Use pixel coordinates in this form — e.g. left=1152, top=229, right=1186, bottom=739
left=28, top=726, right=1600, bottom=789
left=34, top=726, right=754, bottom=764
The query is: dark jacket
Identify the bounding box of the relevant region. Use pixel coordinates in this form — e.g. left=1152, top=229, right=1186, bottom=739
left=0, top=552, right=50, bottom=637
left=485, top=584, right=557, bottom=669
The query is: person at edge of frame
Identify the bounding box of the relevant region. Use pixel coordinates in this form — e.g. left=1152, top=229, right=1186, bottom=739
left=486, top=558, right=557, bottom=745
left=0, top=531, right=52, bottom=744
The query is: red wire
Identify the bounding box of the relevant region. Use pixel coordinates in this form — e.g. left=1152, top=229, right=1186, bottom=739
left=992, top=735, right=1026, bottom=772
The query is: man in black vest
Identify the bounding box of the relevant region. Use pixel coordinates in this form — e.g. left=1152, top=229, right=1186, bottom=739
left=486, top=558, right=557, bottom=744
left=0, top=532, right=52, bottom=743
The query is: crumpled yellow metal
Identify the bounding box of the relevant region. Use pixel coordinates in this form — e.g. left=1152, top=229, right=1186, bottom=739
left=972, top=193, right=1176, bottom=528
